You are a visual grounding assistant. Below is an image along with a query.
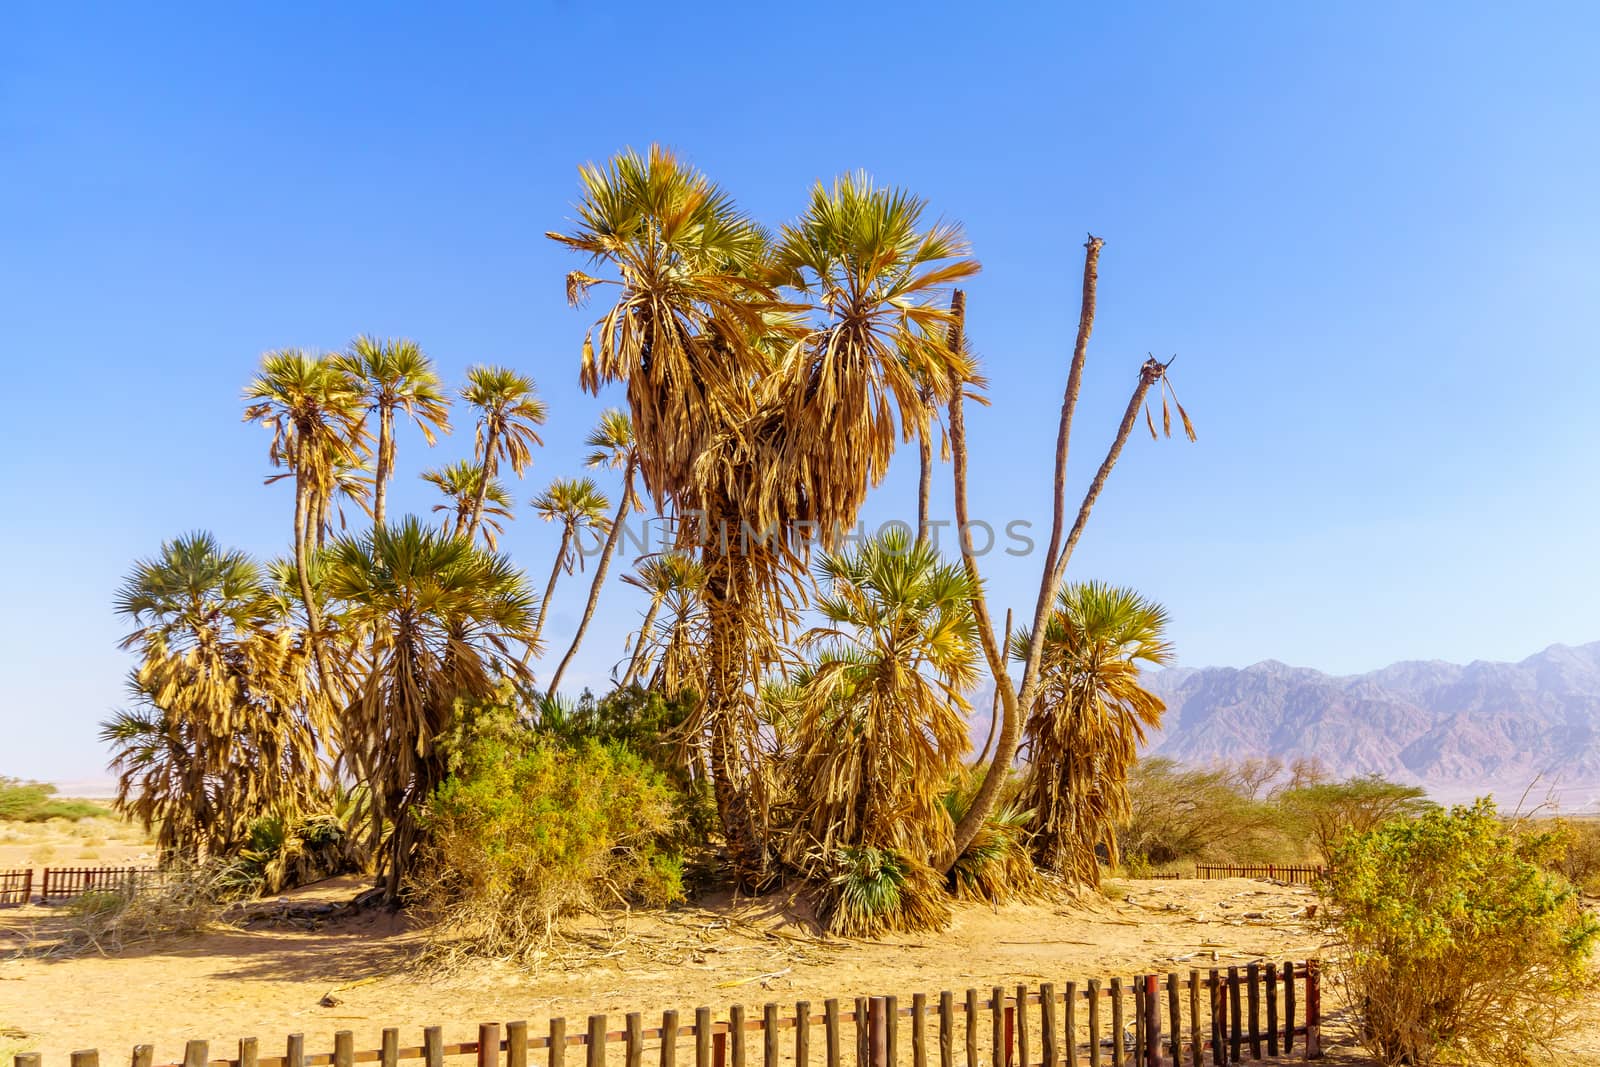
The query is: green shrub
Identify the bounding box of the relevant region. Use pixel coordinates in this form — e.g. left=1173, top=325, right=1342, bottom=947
left=415, top=703, right=684, bottom=964
left=1324, top=798, right=1599, bottom=1066
left=1548, top=816, right=1600, bottom=895
left=0, top=778, right=108, bottom=822
left=822, top=846, right=949, bottom=938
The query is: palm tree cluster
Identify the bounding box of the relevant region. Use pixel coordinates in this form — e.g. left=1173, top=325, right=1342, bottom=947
left=105, top=146, right=1195, bottom=930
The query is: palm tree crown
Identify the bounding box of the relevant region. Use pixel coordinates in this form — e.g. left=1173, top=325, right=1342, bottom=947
left=338, top=336, right=451, bottom=528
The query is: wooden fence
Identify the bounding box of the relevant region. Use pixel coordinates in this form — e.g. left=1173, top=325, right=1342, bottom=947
left=0, top=869, right=32, bottom=905
left=14, top=959, right=1323, bottom=1067
left=1191, top=866, right=1323, bottom=886
left=38, top=866, right=159, bottom=902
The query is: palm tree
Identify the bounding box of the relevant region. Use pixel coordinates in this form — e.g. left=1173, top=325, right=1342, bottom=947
left=323, top=517, right=536, bottom=898
left=618, top=553, right=704, bottom=689
left=529, top=476, right=612, bottom=652
left=787, top=530, right=979, bottom=856
left=106, top=532, right=324, bottom=858
left=551, top=149, right=975, bottom=885
left=242, top=350, right=369, bottom=677
left=420, top=460, right=515, bottom=546
left=338, top=336, right=451, bottom=528
left=1010, top=581, right=1172, bottom=886
left=459, top=365, right=546, bottom=539
left=544, top=409, right=639, bottom=697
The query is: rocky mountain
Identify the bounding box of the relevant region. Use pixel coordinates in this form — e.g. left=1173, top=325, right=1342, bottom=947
left=1139, top=642, right=1600, bottom=807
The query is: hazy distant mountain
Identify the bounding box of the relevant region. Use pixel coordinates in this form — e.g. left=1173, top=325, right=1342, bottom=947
left=1140, top=642, right=1600, bottom=808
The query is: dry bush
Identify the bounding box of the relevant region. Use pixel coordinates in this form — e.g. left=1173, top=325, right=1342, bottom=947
left=43, top=860, right=236, bottom=956
left=1324, top=799, right=1599, bottom=1066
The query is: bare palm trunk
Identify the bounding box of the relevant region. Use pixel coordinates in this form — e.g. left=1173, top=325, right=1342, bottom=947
left=916, top=418, right=933, bottom=544
left=619, top=595, right=663, bottom=689
left=701, top=555, right=768, bottom=889
left=544, top=464, right=634, bottom=697
left=464, top=425, right=500, bottom=539
left=520, top=526, right=572, bottom=667
left=373, top=406, right=394, bottom=528
left=293, top=451, right=333, bottom=688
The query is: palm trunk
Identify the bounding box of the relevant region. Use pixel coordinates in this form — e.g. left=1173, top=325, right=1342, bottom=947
left=916, top=417, right=933, bottom=544
left=544, top=463, right=634, bottom=697
left=619, top=595, right=663, bottom=689
left=292, top=448, right=333, bottom=688
left=700, top=554, right=768, bottom=888
left=373, top=406, right=394, bottom=529
left=520, top=526, right=572, bottom=667
left=464, top=425, right=500, bottom=539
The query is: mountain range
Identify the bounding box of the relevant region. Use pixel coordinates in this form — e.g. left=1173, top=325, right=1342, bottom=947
left=1139, top=641, right=1600, bottom=809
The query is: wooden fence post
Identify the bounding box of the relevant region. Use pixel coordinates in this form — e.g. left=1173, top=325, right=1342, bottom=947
left=913, top=993, right=928, bottom=1067
left=133, top=1046, right=154, bottom=1067
left=628, top=1015, right=644, bottom=1067
left=694, top=1009, right=711, bottom=1067
left=1013, top=986, right=1026, bottom=1067
left=1206, top=972, right=1222, bottom=1067
left=1245, top=965, right=1260, bottom=1061
left=938, top=992, right=954, bottom=1067
left=1304, top=962, right=1321, bottom=1060
left=287, top=1034, right=305, bottom=1067
left=1041, top=984, right=1058, bottom=1067
left=765, top=1005, right=780, bottom=1067
left=551, top=1018, right=569, bottom=1067
left=1263, top=966, right=1278, bottom=1059
left=825, top=999, right=840, bottom=1067
left=964, top=990, right=978, bottom=1067
left=588, top=1016, right=607, bottom=1067
left=869, top=998, right=889, bottom=1067
left=239, top=1037, right=258, bottom=1067
left=1109, top=979, right=1124, bottom=1067
left=15, top=1054, right=40, bottom=1067
left=509, top=1021, right=529, bottom=1067
left=1065, top=982, right=1080, bottom=1067
left=480, top=1024, right=501, bottom=1067
left=1086, top=979, right=1101, bottom=1067
left=794, top=1004, right=809, bottom=1067
left=337, top=1031, right=355, bottom=1067
left=425, top=1028, right=443, bottom=1067
left=71, top=1052, right=99, bottom=1067
left=1186, top=974, right=1200, bottom=1067
left=660, top=1013, right=678, bottom=1067
left=1144, top=975, right=1161, bottom=1067
left=1281, top=965, right=1294, bottom=1057
left=382, top=1029, right=400, bottom=1067
left=730, top=1005, right=745, bottom=1067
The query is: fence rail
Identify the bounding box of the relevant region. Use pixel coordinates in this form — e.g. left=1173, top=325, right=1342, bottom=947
left=1191, top=865, right=1323, bottom=886
left=0, top=869, right=32, bottom=905
left=39, top=866, right=159, bottom=903
left=14, top=959, right=1322, bottom=1067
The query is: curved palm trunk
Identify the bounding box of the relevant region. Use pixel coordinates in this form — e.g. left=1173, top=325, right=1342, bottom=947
left=544, top=464, right=634, bottom=697
left=373, top=405, right=394, bottom=529
left=464, top=425, right=500, bottom=539
left=618, top=595, right=663, bottom=689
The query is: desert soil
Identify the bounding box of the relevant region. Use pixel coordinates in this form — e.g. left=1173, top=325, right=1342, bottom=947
left=2, top=864, right=1597, bottom=1066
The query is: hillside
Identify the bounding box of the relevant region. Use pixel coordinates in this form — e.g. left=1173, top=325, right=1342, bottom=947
left=1140, top=642, right=1600, bottom=807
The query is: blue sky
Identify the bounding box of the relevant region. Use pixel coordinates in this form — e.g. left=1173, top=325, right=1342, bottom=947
left=3, top=3, right=1598, bottom=782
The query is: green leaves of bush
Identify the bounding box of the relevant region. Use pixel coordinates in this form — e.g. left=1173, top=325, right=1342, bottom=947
left=1325, top=798, right=1599, bottom=1066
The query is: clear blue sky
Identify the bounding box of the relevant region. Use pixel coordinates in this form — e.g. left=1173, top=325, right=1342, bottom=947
left=4, top=3, right=1598, bottom=783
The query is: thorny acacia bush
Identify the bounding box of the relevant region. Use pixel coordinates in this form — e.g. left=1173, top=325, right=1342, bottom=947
left=413, top=702, right=684, bottom=965
left=1323, top=799, right=1599, bottom=1067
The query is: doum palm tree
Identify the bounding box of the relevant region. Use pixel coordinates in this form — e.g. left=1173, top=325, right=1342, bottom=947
left=322, top=517, right=536, bottom=899
left=459, top=365, right=546, bottom=540
left=544, top=409, right=639, bottom=697
left=242, top=349, right=369, bottom=682
left=528, top=475, right=611, bottom=653
left=1011, top=580, right=1171, bottom=886
left=420, top=460, right=516, bottom=547
left=338, top=336, right=451, bottom=528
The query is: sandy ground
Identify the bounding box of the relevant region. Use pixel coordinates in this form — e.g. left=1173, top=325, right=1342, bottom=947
left=1, top=876, right=1345, bottom=1066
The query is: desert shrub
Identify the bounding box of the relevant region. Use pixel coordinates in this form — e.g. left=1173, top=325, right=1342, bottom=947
left=0, top=778, right=108, bottom=822
left=1119, top=758, right=1287, bottom=867
left=1547, top=817, right=1600, bottom=895
left=1278, top=774, right=1433, bottom=862
left=822, top=846, right=950, bottom=938
left=414, top=703, right=684, bottom=964
left=1324, top=798, right=1599, bottom=1066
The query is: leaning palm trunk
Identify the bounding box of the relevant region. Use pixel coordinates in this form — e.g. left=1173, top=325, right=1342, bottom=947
left=372, top=407, right=394, bottom=528
left=618, top=594, right=663, bottom=689
left=545, top=464, right=634, bottom=697
left=462, top=425, right=499, bottom=538
left=946, top=244, right=1186, bottom=868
